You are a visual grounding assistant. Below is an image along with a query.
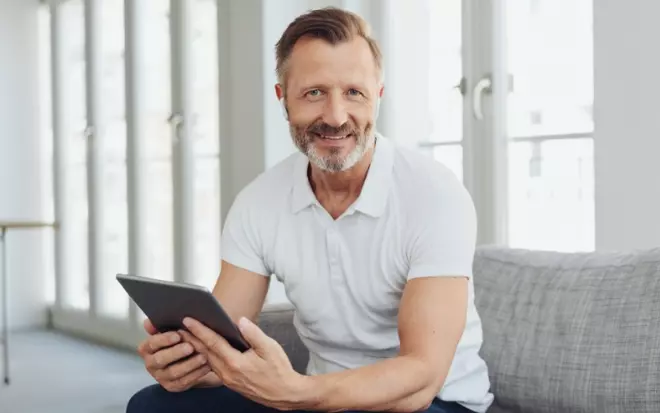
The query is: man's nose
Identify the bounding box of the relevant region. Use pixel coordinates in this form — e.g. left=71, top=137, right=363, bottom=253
left=322, top=97, right=349, bottom=128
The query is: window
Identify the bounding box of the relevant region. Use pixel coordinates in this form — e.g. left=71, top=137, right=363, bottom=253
left=421, top=0, right=594, bottom=251
left=144, top=0, right=174, bottom=283
left=99, top=0, right=129, bottom=319
left=59, top=0, right=90, bottom=310
left=506, top=0, right=594, bottom=251
left=191, top=0, right=221, bottom=290
left=38, top=3, right=55, bottom=306
left=426, top=0, right=463, bottom=182
left=46, top=0, right=222, bottom=326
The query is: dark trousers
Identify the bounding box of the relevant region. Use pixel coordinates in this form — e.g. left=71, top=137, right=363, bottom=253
left=126, top=384, right=474, bottom=413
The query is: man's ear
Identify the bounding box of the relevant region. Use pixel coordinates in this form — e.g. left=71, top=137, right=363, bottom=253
left=379, top=84, right=385, bottom=98
left=275, top=84, right=284, bottom=100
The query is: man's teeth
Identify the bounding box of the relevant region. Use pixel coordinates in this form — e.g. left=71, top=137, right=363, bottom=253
left=321, top=135, right=348, bottom=140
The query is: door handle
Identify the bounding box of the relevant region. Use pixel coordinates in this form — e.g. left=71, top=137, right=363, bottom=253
left=472, top=74, right=492, bottom=120
left=168, top=113, right=184, bottom=143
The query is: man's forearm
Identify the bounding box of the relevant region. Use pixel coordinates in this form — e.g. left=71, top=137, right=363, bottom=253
left=289, top=355, right=443, bottom=413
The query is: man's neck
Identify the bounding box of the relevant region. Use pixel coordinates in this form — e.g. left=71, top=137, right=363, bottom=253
left=308, top=146, right=375, bottom=219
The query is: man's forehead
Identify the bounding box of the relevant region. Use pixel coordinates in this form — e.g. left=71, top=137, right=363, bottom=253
left=286, top=37, right=379, bottom=89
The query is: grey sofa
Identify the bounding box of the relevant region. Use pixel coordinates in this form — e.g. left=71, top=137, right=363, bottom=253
left=256, top=246, right=660, bottom=413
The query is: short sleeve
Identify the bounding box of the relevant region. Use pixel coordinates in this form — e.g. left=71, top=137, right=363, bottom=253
left=220, top=192, right=270, bottom=277
left=406, top=180, right=478, bottom=280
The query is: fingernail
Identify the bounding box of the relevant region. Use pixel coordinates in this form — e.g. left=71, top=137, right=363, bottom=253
left=238, top=317, right=250, bottom=329
left=182, top=318, right=192, bottom=327
left=183, top=343, right=193, bottom=354
left=170, top=334, right=180, bottom=344
left=198, top=354, right=207, bottom=364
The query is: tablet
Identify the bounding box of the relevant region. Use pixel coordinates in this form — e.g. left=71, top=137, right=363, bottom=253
left=116, top=273, right=250, bottom=352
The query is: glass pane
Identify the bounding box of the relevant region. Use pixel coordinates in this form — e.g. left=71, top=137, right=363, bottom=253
left=101, top=0, right=127, bottom=132
left=506, top=0, right=593, bottom=137
left=191, top=0, right=221, bottom=288
left=507, top=138, right=594, bottom=252
left=427, top=0, right=462, bottom=143
left=144, top=0, right=172, bottom=161
left=144, top=0, right=174, bottom=282
left=100, top=0, right=128, bottom=318
left=145, top=162, right=174, bottom=281
left=191, top=0, right=220, bottom=157
left=193, top=157, right=221, bottom=289
left=69, top=163, right=90, bottom=310
left=102, top=160, right=129, bottom=317
left=60, top=0, right=89, bottom=310
left=432, top=145, right=463, bottom=183
left=39, top=5, right=55, bottom=305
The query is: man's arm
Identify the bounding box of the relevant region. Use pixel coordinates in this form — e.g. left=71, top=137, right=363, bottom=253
left=189, top=260, right=270, bottom=389
left=294, top=276, right=468, bottom=413
left=211, top=260, right=270, bottom=324
left=292, top=179, right=476, bottom=412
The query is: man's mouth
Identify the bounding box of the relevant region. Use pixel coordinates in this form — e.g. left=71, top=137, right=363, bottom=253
left=312, top=132, right=352, bottom=141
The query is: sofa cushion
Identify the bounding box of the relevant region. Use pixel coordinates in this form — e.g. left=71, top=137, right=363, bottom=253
left=473, top=246, right=660, bottom=413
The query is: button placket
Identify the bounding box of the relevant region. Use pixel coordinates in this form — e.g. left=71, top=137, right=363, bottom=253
left=326, top=226, right=343, bottom=282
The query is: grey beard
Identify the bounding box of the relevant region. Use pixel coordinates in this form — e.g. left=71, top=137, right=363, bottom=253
left=293, top=131, right=376, bottom=172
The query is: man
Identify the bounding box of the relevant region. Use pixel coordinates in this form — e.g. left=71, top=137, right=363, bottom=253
left=127, top=7, right=493, bottom=413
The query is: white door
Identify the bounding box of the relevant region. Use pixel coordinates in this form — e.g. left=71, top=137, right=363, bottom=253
left=422, top=0, right=508, bottom=246
left=422, top=0, right=594, bottom=251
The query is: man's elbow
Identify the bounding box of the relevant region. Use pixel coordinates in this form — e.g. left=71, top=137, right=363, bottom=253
left=415, top=385, right=444, bottom=412
left=393, top=389, right=439, bottom=413
left=396, top=373, right=446, bottom=413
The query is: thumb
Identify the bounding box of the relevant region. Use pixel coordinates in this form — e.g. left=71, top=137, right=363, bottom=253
left=237, top=317, right=275, bottom=356
left=143, top=318, right=158, bottom=335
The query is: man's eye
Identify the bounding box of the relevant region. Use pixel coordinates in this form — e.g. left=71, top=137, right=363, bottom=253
left=307, top=89, right=321, bottom=97
left=348, top=89, right=362, bottom=96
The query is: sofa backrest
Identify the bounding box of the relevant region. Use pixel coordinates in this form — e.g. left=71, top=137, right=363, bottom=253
left=257, top=303, right=309, bottom=373
left=473, top=246, right=660, bottom=413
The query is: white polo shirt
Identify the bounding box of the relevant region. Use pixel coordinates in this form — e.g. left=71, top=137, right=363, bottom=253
left=221, top=135, right=494, bottom=412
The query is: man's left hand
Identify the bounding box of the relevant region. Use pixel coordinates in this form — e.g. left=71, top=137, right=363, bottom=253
left=181, top=316, right=308, bottom=410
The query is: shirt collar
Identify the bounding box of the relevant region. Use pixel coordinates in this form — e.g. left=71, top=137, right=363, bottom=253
left=291, top=133, right=394, bottom=218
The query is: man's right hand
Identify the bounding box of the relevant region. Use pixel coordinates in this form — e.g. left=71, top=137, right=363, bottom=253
left=137, top=319, right=217, bottom=392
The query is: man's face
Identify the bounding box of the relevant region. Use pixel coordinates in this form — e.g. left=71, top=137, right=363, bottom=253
left=278, top=36, right=383, bottom=172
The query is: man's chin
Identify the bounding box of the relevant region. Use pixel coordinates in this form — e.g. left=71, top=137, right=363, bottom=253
left=310, top=138, right=356, bottom=154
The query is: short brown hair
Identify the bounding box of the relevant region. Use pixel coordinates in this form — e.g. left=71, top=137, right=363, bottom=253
left=275, top=7, right=383, bottom=87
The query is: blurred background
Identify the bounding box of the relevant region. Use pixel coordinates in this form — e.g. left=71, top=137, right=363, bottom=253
left=0, top=0, right=658, bottom=412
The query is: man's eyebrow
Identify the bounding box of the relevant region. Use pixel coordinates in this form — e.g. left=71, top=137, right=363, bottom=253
left=297, top=83, right=331, bottom=91
left=296, top=82, right=370, bottom=92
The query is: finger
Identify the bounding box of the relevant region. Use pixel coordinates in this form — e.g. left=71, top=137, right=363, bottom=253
left=144, top=332, right=182, bottom=355
left=162, top=365, right=211, bottom=393
left=183, top=318, right=240, bottom=359
left=176, top=365, right=212, bottom=390
left=146, top=342, right=195, bottom=370
left=144, top=319, right=158, bottom=335
left=180, top=330, right=228, bottom=377
left=179, top=329, right=207, bottom=353
left=138, top=331, right=181, bottom=356
left=236, top=317, right=275, bottom=356
left=164, top=353, right=208, bottom=381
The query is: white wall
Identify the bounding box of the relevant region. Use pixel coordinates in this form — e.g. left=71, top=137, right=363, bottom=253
left=594, top=0, right=660, bottom=251
left=0, top=0, right=51, bottom=329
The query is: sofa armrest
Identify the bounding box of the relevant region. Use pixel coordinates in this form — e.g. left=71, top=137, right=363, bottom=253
left=257, top=303, right=309, bottom=374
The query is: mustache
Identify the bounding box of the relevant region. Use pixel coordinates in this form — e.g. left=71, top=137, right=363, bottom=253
left=307, top=122, right=355, bottom=136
